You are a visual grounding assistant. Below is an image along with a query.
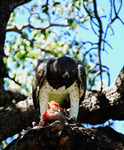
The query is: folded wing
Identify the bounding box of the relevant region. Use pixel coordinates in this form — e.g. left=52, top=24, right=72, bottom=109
left=32, top=60, right=47, bottom=109
left=75, top=60, right=86, bottom=101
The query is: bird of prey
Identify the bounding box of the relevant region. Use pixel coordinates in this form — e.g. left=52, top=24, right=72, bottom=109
left=32, top=56, right=86, bottom=122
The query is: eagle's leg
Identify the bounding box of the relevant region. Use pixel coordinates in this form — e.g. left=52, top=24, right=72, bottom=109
left=39, top=92, right=49, bottom=122
left=69, top=91, right=80, bottom=120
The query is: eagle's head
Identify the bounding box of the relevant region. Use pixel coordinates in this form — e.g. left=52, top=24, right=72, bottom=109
left=51, top=56, right=77, bottom=88
left=47, top=56, right=78, bottom=89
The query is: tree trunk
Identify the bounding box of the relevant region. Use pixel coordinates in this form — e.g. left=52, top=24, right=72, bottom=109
left=0, top=0, right=31, bottom=106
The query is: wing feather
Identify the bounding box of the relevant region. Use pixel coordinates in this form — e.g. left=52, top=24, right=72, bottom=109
left=75, top=60, right=86, bottom=100
left=32, top=60, right=47, bottom=109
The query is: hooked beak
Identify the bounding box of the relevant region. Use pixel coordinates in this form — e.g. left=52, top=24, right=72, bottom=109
left=63, top=72, right=69, bottom=86
left=64, top=74, right=69, bottom=85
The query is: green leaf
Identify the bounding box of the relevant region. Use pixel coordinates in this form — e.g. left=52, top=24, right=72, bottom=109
left=42, top=5, right=48, bottom=13
left=53, top=2, right=60, bottom=7
left=67, top=18, right=74, bottom=24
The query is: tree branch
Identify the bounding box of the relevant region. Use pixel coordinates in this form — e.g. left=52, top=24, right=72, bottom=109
left=5, top=120, right=124, bottom=150
left=0, top=98, right=39, bottom=142
left=78, top=66, right=124, bottom=124
left=93, top=0, right=103, bottom=90
left=12, top=0, right=32, bottom=9
left=6, top=22, right=70, bottom=56
left=0, top=67, right=124, bottom=142
left=4, top=90, right=27, bottom=106
left=6, top=22, right=70, bottom=33
left=104, top=0, right=124, bottom=49
left=0, top=0, right=32, bottom=107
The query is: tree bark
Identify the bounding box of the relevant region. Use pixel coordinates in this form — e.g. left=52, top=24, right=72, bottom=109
left=4, top=90, right=27, bottom=106
left=0, top=98, right=39, bottom=142
left=78, top=66, right=124, bottom=124
left=0, top=67, right=124, bottom=142
left=0, top=0, right=31, bottom=105
left=5, top=120, right=124, bottom=150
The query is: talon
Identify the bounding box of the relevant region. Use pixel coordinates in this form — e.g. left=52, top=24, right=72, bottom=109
left=39, top=120, right=43, bottom=126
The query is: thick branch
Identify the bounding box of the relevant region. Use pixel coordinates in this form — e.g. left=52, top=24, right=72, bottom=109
left=0, top=0, right=31, bottom=105
left=0, top=98, right=39, bottom=142
left=5, top=120, right=124, bottom=150
left=0, top=67, right=124, bottom=141
left=10, top=0, right=31, bottom=9
left=78, top=66, right=124, bottom=124
left=4, top=90, right=27, bottom=106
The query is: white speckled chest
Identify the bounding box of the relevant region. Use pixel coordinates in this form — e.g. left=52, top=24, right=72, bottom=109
left=39, top=79, right=80, bottom=105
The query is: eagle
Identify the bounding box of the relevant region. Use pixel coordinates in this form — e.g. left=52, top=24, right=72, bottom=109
left=32, top=56, right=86, bottom=122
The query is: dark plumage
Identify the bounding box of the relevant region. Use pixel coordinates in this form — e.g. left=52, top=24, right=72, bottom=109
left=32, top=56, right=86, bottom=121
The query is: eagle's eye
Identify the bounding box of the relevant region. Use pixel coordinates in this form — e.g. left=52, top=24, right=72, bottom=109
left=59, top=68, right=62, bottom=72
left=72, top=69, right=75, bottom=72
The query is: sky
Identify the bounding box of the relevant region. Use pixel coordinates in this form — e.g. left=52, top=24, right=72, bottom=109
left=100, top=1, right=124, bottom=84
left=5, top=0, right=124, bottom=137
left=99, top=1, right=124, bottom=134
left=81, top=1, right=124, bottom=133
left=79, top=0, right=124, bottom=85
